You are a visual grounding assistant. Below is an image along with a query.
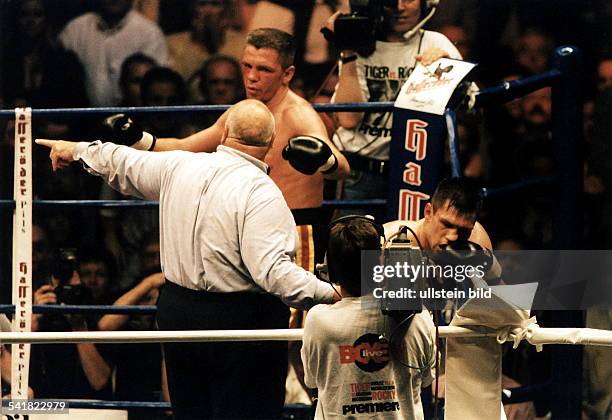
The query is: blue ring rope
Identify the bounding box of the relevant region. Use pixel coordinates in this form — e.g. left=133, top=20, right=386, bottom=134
left=0, top=198, right=387, bottom=209
left=0, top=175, right=556, bottom=210
left=0, top=68, right=562, bottom=119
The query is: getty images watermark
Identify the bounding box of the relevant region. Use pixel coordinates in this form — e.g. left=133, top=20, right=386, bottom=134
left=360, top=250, right=612, bottom=311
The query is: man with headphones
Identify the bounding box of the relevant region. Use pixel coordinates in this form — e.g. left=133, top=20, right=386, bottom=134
left=301, top=215, right=436, bottom=419
left=327, top=0, right=462, bottom=202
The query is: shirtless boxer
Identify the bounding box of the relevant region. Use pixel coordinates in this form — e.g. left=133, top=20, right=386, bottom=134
left=384, top=177, right=492, bottom=254
left=104, top=27, right=350, bottom=210
left=384, top=178, right=536, bottom=419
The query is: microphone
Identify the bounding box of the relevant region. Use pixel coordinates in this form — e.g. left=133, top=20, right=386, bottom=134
left=403, top=5, right=438, bottom=41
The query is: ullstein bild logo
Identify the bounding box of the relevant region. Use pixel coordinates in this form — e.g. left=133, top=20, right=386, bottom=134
left=339, top=334, right=389, bottom=372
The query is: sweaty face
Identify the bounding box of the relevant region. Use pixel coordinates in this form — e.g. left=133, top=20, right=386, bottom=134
left=383, top=0, right=421, bottom=39
left=424, top=202, right=476, bottom=250
left=241, top=45, right=290, bottom=103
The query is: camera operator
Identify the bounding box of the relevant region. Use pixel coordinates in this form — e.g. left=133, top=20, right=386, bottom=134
left=30, top=247, right=113, bottom=399
left=327, top=0, right=463, bottom=201
left=301, top=216, right=436, bottom=419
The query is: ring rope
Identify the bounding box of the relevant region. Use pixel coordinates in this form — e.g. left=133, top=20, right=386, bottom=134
left=1, top=325, right=610, bottom=346
left=0, top=198, right=387, bottom=209
left=0, top=174, right=564, bottom=209
left=0, top=67, right=564, bottom=120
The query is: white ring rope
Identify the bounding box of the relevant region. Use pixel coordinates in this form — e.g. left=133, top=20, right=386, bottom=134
left=0, top=325, right=610, bottom=346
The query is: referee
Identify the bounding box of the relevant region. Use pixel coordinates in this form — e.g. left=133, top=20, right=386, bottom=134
left=36, top=99, right=337, bottom=419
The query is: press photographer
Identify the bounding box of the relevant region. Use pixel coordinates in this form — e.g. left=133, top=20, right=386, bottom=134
left=326, top=0, right=463, bottom=202
left=33, top=248, right=92, bottom=332
left=30, top=247, right=114, bottom=399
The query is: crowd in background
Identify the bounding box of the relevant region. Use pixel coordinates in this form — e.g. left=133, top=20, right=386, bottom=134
left=0, top=0, right=610, bottom=418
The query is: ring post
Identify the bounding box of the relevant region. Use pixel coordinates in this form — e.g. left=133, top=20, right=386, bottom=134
left=551, top=45, right=584, bottom=420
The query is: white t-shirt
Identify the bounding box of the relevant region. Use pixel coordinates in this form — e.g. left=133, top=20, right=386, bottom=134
left=332, top=30, right=461, bottom=161
left=60, top=11, right=169, bottom=106
left=302, top=297, right=436, bottom=419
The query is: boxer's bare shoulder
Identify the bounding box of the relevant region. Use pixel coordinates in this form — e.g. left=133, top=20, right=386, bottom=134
left=155, top=110, right=229, bottom=153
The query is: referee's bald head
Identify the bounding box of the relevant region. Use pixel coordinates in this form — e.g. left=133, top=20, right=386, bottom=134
left=225, top=99, right=275, bottom=147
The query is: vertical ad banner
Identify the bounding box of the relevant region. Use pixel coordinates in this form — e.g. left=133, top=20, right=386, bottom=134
left=387, top=59, right=476, bottom=221
left=11, top=107, right=33, bottom=400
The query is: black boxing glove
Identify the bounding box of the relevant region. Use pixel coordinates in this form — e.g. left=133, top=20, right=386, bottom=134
left=100, top=114, right=156, bottom=151
left=427, top=240, right=493, bottom=268
left=282, top=135, right=338, bottom=175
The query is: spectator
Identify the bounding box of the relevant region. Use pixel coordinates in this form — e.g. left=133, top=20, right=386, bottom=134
left=427, top=0, right=478, bottom=40
left=194, top=54, right=245, bottom=129
left=59, top=0, right=169, bottom=106
left=77, top=248, right=119, bottom=306
left=118, top=53, right=158, bottom=106
left=2, top=0, right=88, bottom=111
left=597, top=57, right=612, bottom=91
left=30, top=247, right=114, bottom=399
left=438, top=24, right=472, bottom=61
left=140, top=67, right=194, bottom=138
left=513, top=28, right=554, bottom=75
left=198, top=54, right=245, bottom=105
left=166, top=0, right=245, bottom=83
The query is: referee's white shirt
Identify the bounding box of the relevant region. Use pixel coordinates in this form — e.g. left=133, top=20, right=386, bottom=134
left=74, top=142, right=335, bottom=310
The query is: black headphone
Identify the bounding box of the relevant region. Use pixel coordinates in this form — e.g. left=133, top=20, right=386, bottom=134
left=316, top=214, right=384, bottom=284
left=327, top=214, right=385, bottom=242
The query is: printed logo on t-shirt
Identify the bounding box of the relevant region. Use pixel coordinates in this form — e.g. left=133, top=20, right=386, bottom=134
left=339, top=333, right=389, bottom=372
left=342, top=380, right=400, bottom=416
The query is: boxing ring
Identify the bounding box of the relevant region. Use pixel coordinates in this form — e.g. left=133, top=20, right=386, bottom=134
left=1, top=45, right=611, bottom=418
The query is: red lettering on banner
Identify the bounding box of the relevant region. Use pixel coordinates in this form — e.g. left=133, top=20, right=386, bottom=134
left=19, top=262, right=27, bottom=274
left=19, top=285, right=28, bottom=298
left=398, top=190, right=430, bottom=221
left=404, top=120, right=428, bottom=160
left=402, top=162, right=422, bottom=186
